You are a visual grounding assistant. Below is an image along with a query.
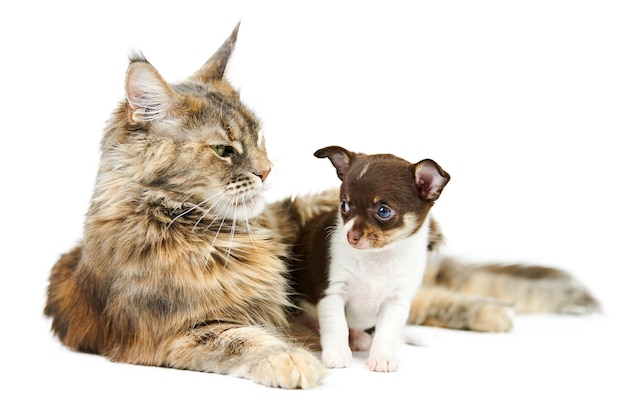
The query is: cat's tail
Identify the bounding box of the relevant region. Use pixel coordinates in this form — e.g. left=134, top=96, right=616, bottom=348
left=422, top=255, right=602, bottom=315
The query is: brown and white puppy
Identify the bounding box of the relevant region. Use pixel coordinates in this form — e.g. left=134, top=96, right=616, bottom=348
left=292, top=146, right=450, bottom=372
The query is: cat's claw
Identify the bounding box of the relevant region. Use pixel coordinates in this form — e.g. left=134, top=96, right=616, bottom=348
left=321, top=345, right=353, bottom=368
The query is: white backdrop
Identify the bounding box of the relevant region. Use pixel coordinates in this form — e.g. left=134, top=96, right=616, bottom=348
left=2, top=1, right=624, bottom=416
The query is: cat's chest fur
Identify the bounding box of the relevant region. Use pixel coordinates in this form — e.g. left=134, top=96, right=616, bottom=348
left=326, top=214, right=431, bottom=329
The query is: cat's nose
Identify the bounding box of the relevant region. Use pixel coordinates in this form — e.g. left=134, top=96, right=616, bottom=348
left=256, top=167, right=271, bottom=182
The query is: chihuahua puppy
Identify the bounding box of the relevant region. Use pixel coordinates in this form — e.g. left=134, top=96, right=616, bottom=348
left=291, top=146, right=450, bottom=372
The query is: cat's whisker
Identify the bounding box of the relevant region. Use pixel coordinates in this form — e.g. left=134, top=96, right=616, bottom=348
left=200, top=192, right=231, bottom=232
left=241, top=197, right=259, bottom=253
left=223, top=195, right=239, bottom=268
left=167, top=196, right=213, bottom=229
left=166, top=183, right=228, bottom=228
left=206, top=214, right=229, bottom=268
left=194, top=191, right=229, bottom=230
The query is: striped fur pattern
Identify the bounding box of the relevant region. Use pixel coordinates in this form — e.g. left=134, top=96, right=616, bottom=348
left=44, top=25, right=325, bottom=389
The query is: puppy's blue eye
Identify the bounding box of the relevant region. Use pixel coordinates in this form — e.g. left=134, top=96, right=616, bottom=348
left=377, top=205, right=393, bottom=219
left=341, top=199, right=350, bottom=213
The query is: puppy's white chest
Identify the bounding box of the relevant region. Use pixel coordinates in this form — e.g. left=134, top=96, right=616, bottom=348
left=345, top=255, right=393, bottom=304
left=332, top=237, right=427, bottom=329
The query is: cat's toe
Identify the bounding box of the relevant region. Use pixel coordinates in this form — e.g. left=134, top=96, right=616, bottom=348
left=252, top=347, right=326, bottom=389
left=469, top=303, right=514, bottom=332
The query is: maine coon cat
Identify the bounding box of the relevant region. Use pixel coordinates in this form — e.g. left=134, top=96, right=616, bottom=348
left=44, top=24, right=326, bottom=389
left=292, top=146, right=450, bottom=372
left=45, top=24, right=600, bottom=388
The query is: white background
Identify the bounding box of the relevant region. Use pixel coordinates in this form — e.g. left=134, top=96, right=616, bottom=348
left=1, top=1, right=625, bottom=416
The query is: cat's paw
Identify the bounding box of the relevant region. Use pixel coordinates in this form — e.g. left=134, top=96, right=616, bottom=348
left=252, top=347, right=326, bottom=389
left=469, top=303, right=514, bottom=332
left=366, top=355, right=399, bottom=372
left=321, top=344, right=353, bottom=368
left=349, top=328, right=372, bottom=351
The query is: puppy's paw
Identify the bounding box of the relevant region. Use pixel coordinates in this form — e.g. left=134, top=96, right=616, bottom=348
left=252, top=347, right=326, bottom=389
left=469, top=303, right=514, bottom=332
left=366, top=355, right=399, bottom=372
left=321, top=344, right=353, bottom=369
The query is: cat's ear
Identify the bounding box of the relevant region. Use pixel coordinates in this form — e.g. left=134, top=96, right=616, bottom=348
left=191, top=22, right=240, bottom=83
left=314, top=146, right=355, bottom=181
left=125, top=53, right=179, bottom=124
left=413, top=159, right=450, bottom=201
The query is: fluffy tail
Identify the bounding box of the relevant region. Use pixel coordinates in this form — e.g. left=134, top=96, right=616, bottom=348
left=423, top=256, right=601, bottom=315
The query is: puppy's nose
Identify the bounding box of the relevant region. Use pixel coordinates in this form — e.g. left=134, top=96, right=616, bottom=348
left=347, top=230, right=362, bottom=245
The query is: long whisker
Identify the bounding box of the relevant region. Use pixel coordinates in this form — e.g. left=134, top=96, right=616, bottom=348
left=166, top=183, right=228, bottom=229
left=240, top=196, right=259, bottom=253
left=193, top=190, right=232, bottom=230
left=224, top=194, right=239, bottom=267
left=200, top=190, right=232, bottom=231
left=167, top=199, right=206, bottom=229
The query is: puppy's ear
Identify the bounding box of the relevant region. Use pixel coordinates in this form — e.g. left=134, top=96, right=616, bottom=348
left=414, top=159, right=450, bottom=201
left=314, top=146, right=355, bottom=180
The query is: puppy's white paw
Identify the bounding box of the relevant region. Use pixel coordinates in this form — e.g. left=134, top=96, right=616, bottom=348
left=366, top=355, right=399, bottom=372
left=321, top=345, right=353, bottom=369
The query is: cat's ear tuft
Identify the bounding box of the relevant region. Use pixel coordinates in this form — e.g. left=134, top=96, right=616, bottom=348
left=314, top=146, right=355, bottom=181
left=192, top=22, right=240, bottom=83
left=125, top=57, right=178, bottom=124
left=413, top=159, right=450, bottom=201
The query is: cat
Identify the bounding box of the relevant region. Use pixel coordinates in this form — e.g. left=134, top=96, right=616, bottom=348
left=291, top=146, right=450, bottom=372
left=43, top=24, right=326, bottom=389
left=44, top=23, right=601, bottom=389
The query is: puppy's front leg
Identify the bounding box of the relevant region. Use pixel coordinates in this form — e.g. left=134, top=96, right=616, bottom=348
left=366, top=298, right=411, bottom=372
left=317, top=293, right=352, bottom=368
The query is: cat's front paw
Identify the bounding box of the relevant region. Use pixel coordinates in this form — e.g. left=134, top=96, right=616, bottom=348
left=252, top=347, right=326, bottom=389
left=321, top=344, right=353, bottom=368
left=469, top=303, right=514, bottom=332
left=366, top=355, right=399, bottom=372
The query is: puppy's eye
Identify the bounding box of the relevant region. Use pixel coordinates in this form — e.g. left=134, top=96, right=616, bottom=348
left=376, top=205, right=393, bottom=220
left=341, top=199, right=350, bottom=213
left=211, top=145, right=235, bottom=157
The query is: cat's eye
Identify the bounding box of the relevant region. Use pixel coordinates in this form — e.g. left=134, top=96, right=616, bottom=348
left=376, top=205, right=394, bottom=220
left=211, top=145, right=235, bottom=158
left=341, top=199, right=350, bottom=214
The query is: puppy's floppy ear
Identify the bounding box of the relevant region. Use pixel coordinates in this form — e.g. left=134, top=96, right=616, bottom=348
left=414, top=159, right=450, bottom=201
left=314, top=146, right=355, bottom=181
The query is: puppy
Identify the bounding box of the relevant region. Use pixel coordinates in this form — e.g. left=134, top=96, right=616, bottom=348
left=291, top=146, right=450, bottom=372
